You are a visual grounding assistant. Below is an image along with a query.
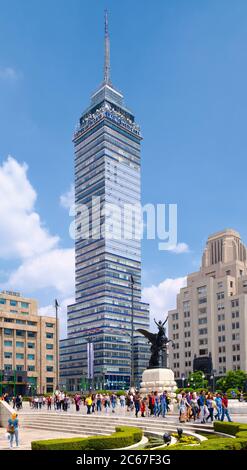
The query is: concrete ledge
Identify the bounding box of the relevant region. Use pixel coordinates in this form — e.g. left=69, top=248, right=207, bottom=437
left=0, top=400, right=13, bottom=428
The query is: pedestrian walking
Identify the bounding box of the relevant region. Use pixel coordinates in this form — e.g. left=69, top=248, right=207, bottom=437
left=7, top=412, right=19, bottom=449
left=221, top=394, right=232, bottom=422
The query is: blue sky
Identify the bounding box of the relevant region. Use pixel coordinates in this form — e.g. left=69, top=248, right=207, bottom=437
left=0, top=0, right=247, bottom=334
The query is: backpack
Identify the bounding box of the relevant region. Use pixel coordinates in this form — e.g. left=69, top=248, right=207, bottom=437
left=7, top=422, right=15, bottom=434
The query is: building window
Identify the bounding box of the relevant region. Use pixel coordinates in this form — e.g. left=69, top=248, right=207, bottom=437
left=198, top=317, right=207, bottom=325
left=197, top=286, right=207, bottom=295
left=21, top=302, right=29, bottom=308
left=199, top=349, right=208, bottom=356
left=27, top=332, right=36, bottom=338
left=16, top=341, right=24, bottom=348
left=10, top=300, right=17, bottom=306
left=46, top=323, right=54, bottom=328
left=0, top=298, right=6, bottom=304
left=199, top=338, right=208, bottom=345
left=46, top=332, right=54, bottom=339
left=198, top=297, right=207, bottom=304
left=199, top=328, right=207, bottom=335
left=16, top=353, right=24, bottom=359
left=231, top=299, right=239, bottom=308
left=28, top=354, right=35, bottom=360
left=46, top=344, right=54, bottom=350
left=198, top=307, right=207, bottom=315
left=28, top=342, right=35, bottom=349
left=183, top=301, right=190, bottom=311
left=217, top=292, right=224, bottom=300
left=28, top=366, right=35, bottom=371
left=4, top=329, right=13, bottom=336
left=218, top=325, right=225, bottom=332
left=232, top=333, right=240, bottom=341
left=16, top=365, right=23, bottom=371
left=16, top=330, right=25, bottom=337
left=46, top=366, right=54, bottom=372
left=46, top=355, right=54, bottom=361
left=46, top=377, right=54, bottom=383
left=218, top=314, right=225, bottom=321
left=218, top=335, right=226, bottom=342
left=217, top=303, right=224, bottom=311
left=4, top=352, right=12, bottom=359
left=4, top=340, right=12, bottom=347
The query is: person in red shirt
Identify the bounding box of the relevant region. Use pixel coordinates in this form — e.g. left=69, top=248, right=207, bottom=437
left=221, top=394, right=232, bottom=422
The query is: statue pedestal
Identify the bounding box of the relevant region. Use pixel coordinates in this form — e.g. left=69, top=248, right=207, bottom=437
left=139, top=368, right=177, bottom=399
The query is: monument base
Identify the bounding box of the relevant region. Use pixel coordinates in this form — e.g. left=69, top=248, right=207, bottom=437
left=139, top=368, right=177, bottom=398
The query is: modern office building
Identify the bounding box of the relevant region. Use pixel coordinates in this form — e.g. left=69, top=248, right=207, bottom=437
left=168, top=229, right=247, bottom=380
left=60, top=13, right=150, bottom=392
left=0, top=290, right=57, bottom=395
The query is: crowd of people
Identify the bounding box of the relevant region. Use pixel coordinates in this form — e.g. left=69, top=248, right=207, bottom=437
left=177, top=390, right=233, bottom=423
left=0, top=389, right=237, bottom=425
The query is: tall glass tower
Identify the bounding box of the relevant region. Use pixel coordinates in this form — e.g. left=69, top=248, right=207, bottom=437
left=60, top=12, right=150, bottom=392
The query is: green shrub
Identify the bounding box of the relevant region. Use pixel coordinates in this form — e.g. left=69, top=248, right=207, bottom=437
left=213, top=421, right=247, bottom=436
left=226, top=388, right=240, bottom=398
left=169, top=438, right=244, bottom=451
left=31, top=426, right=142, bottom=450
left=167, top=421, right=247, bottom=450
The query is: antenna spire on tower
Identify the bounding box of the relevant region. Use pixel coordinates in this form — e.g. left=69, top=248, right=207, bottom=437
left=104, top=9, right=111, bottom=84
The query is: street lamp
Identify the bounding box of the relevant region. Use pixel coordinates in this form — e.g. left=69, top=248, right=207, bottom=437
left=210, top=369, right=217, bottom=393
left=201, top=373, right=205, bottom=388
left=129, top=274, right=135, bottom=389
left=181, top=373, right=185, bottom=389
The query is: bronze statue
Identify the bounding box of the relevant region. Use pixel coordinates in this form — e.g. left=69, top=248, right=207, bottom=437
left=137, top=317, right=174, bottom=369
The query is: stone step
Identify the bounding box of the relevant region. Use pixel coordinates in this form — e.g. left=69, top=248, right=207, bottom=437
left=21, top=420, right=213, bottom=436
left=20, top=416, right=213, bottom=430
left=22, top=424, right=112, bottom=436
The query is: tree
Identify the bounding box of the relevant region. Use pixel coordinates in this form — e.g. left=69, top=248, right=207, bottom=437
left=216, top=370, right=247, bottom=392
left=187, top=371, right=208, bottom=389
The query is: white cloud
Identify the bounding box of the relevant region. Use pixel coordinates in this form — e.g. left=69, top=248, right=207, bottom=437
left=4, top=248, right=75, bottom=296
left=142, top=276, right=187, bottom=329
left=60, top=184, right=74, bottom=209
left=0, top=67, right=21, bottom=80
left=0, top=156, right=75, bottom=340
left=0, top=156, right=59, bottom=259
left=166, top=242, right=190, bottom=254
left=39, top=296, right=75, bottom=339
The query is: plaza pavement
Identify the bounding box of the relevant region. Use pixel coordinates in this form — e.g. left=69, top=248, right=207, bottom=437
left=0, top=401, right=246, bottom=450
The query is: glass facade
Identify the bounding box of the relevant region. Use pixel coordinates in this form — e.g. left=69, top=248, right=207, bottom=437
left=60, top=26, right=150, bottom=392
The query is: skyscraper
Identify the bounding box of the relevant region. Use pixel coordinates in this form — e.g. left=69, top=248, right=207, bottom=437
left=60, top=12, right=150, bottom=392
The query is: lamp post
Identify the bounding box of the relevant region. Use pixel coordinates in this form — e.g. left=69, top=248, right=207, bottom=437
left=201, top=373, right=205, bottom=389
left=181, top=373, right=185, bottom=390
left=129, top=274, right=135, bottom=389
left=210, top=369, right=217, bottom=393
left=55, top=299, right=59, bottom=390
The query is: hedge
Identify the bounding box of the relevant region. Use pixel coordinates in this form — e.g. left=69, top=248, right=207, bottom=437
left=167, top=422, right=247, bottom=451
left=213, top=421, right=247, bottom=436
left=31, top=426, right=142, bottom=450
